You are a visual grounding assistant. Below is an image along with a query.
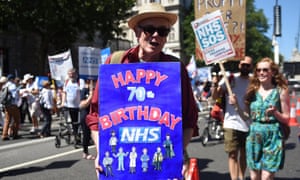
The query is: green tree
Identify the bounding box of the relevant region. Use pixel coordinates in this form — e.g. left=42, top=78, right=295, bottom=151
left=183, top=0, right=274, bottom=66
left=0, top=0, right=135, bottom=68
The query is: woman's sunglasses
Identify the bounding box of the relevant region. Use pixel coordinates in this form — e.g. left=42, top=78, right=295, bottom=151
left=256, top=68, right=270, bottom=73
left=138, top=25, right=170, bottom=37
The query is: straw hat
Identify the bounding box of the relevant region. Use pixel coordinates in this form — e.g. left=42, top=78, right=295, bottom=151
left=42, top=80, right=51, bottom=87
left=128, top=3, right=177, bottom=29
left=23, top=73, right=34, bottom=82
left=0, top=76, right=7, bottom=84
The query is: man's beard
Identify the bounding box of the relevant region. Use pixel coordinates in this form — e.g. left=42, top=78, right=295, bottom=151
left=240, top=69, right=250, bottom=76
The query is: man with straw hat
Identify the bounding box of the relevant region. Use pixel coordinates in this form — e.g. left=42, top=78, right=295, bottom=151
left=86, top=2, right=198, bottom=177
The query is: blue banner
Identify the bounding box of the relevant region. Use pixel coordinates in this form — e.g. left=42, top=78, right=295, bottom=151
left=98, top=62, right=183, bottom=180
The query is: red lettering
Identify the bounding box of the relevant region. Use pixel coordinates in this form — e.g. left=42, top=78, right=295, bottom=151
left=148, top=107, right=161, bottom=121
left=125, top=70, right=136, bottom=84
left=136, top=69, right=146, bottom=83
left=158, top=112, right=170, bottom=127
left=137, top=106, right=149, bottom=120
left=229, top=34, right=240, bottom=44
left=99, top=115, right=112, bottom=130
left=154, top=71, right=168, bottom=86
left=170, top=115, right=182, bottom=130
left=111, top=72, right=125, bottom=88
left=125, top=106, right=137, bottom=120
left=233, top=48, right=245, bottom=59
left=145, top=70, right=155, bottom=84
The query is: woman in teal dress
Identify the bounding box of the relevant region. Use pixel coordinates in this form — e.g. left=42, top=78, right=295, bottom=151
left=243, top=57, right=290, bottom=180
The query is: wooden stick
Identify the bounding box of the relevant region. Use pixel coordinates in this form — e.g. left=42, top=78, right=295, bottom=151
left=218, top=61, right=233, bottom=96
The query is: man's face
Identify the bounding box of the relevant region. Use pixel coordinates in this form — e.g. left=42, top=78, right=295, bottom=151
left=239, top=57, right=252, bottom=76
left=136, top=17, right=170, bottom=56
left=68, top=71, right=77, bottom=80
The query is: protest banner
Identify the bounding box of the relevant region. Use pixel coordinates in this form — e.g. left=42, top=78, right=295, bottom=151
left=48, top=49, right=73, bottom=82
left=191, top=10, right=235, bottom=65
left=196, top=66, right=212, bottom=82
left=192, top=10, right=235, bottom=95
left=78, top=46, right=102, bottom=80
left=194, top=0, right=246, bottom=60
left=98, top=62, right=183, bottom=180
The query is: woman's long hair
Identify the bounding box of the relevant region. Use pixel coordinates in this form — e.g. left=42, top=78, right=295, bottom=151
left=244, top=57, right=287, bottom=105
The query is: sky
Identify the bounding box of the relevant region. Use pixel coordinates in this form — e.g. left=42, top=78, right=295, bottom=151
left=254, top=0, right=300, bottom=61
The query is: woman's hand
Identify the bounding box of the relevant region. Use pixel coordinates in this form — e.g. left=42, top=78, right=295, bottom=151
left=94, top=156, right=103, bottom=177
left=266, top=105, right=277, bottom=115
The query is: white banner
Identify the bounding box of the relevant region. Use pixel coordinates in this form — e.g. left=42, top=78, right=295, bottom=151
left=48, top=49, right=73, bottom=81
left=196, top=67, right=212, bottom=82
left=191, top=10, right=235, bottom=65
left=78, top=46, right=102, bottom=80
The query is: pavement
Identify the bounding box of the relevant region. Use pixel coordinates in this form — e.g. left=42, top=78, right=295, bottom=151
left=0, top=115, right=62, bottom=146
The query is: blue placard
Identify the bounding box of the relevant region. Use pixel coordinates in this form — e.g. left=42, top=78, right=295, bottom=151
left=98, top=62, right=183, bottom=180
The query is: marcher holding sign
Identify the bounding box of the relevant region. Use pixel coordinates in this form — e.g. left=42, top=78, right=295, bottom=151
left=85, top=3, right=198, bottom=179
left=211, top=56, right=253, bottom=180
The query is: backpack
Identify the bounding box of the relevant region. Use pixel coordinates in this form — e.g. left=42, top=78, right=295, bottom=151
left=0, top=87, right=13, bottom=106
left=110, top=51, right=125, bottom=64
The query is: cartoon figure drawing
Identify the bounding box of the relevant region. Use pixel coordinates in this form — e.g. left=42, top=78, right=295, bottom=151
left=163, top=134, right=175, bottom=158
left=129, top=146, right=137, bottom=173
left=152, top=147, right=163, bottom=171
left=113, top=147, right=128, bottom=171
left=102, top=151, right=113, bottom=177
left=109, top=130, right=118, bottom=153
left=140, top=148, right=150, bottom=172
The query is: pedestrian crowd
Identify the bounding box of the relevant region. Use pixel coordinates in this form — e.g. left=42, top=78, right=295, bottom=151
left=0, top=2, right=293, bottom=180
left=0, top=69, right=96, bottom=161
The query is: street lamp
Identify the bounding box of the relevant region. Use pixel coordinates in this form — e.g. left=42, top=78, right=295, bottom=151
left=273, top=0, right=281, bottom=65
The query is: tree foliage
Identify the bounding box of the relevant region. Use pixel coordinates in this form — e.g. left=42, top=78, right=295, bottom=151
left=0, top=0, right=135, bottom=59
left=183, top=0, right=274, bottom=66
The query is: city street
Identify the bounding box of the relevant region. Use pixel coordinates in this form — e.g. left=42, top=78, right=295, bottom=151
left=0, top=111, right=299, bottom=180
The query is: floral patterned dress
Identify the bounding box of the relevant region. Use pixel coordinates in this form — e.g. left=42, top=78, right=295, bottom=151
left=246, top=88, right=284, bottom=172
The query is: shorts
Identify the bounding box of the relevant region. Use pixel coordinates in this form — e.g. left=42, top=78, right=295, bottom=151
left=224, top=128, right=248, bottom=153
left=85, top=112, right=98, bottom=131
left=28, top=101, right=42, bottom=117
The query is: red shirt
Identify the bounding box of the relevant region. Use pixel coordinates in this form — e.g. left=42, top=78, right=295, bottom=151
left=86, top=46, right=198, bottom=131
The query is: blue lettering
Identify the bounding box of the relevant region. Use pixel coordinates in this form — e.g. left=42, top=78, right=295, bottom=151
left=82, top=56, right=99, bottom=64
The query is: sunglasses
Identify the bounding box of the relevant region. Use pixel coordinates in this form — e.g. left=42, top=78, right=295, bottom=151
left=241, top=63, right=251, bottom=68
left=256, top=68, right=270, bottom=73
left=138, top=25, right=170, bottom=37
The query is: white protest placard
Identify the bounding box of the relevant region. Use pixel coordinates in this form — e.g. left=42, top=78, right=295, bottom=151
left=48, top=49, right=73, bottom=82
left=191, top=10, right=235, bottom=65
left=196, top=66, right=212, bottom=82
left=78, top=46, right=101, bottom=80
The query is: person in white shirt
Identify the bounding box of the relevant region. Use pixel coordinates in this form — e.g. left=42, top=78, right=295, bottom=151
left=211, top=56, right=253, bottom=180
left=1, top=74, right=21, bottom=140
left=39, top=81, right=54, bottom=137
left=21, top=73, right=41, bottom=134
left=62, top=68, right=81, bottom=145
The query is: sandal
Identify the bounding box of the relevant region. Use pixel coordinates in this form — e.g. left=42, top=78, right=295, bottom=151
left=83, top=153, right=96, bottom=160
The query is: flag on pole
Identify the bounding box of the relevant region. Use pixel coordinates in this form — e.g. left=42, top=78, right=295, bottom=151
left=186, top=55, right=197, bottom=79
